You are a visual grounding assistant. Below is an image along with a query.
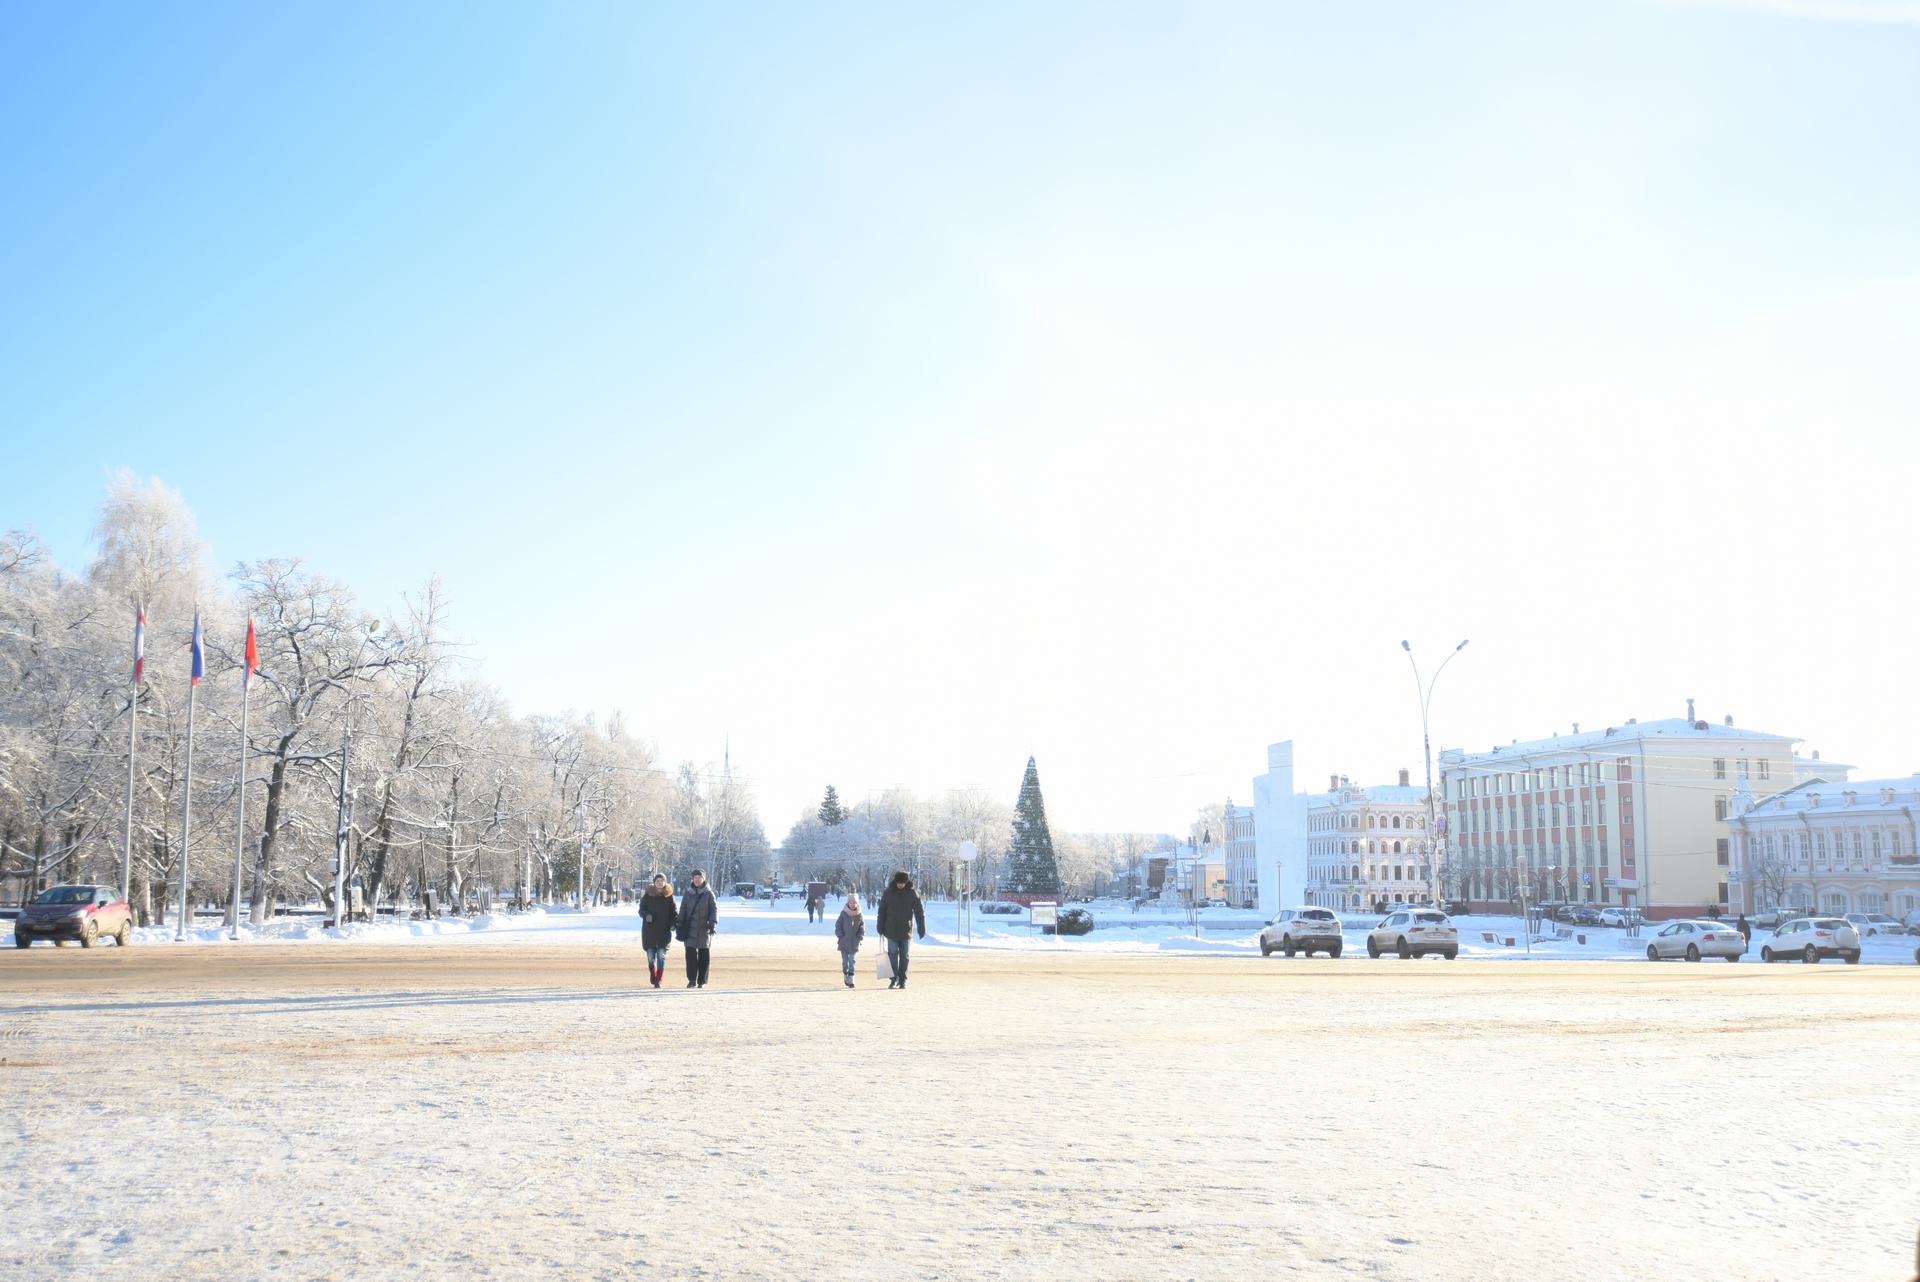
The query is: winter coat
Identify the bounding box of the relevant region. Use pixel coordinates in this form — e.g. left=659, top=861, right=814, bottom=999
left=677, top=882, right=719, bottom=950
left=638, top=885, right=677, bottom=949
left=835, top=908, right=865, bottom=955
left=877, top=884, right=925, bottom=943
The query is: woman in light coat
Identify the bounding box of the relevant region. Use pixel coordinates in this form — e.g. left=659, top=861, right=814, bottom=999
left=834, top=895, right=865, bottom=988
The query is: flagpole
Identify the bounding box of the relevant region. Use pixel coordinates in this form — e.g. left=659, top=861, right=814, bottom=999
left=177, top=608, right=203, bottom=943
left=122, top=607, right=145, bottom=905
left=177, top=671, right=196, bottom=942
left=230, top=657, right=249, bottom=941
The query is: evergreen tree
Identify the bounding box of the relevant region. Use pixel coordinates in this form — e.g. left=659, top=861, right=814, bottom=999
left=1005, top=757, right=1063, bottom=896
left=818, top=784, right=847, bottom=828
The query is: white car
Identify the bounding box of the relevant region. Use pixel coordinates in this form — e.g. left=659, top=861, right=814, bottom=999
left=1759, top=917, right=1861, bottom=964
left=1598, top=907, right=1635, bottom=928
left=1843, top=912, right=1901, bottom=937
left=1366, top=909, right=1458, bottom=959
left=1644, top=919, right=1744, bottom=962
left=1259, top=907, right=1343, bottom=958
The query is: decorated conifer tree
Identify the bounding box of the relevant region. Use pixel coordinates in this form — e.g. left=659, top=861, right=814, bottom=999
left=818, top=785, right=847, bottom=827
left=1005, top=756, right=1063, bottom=896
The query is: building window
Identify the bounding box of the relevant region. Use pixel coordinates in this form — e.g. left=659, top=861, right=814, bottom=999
left=1713, top=758, right=1726, bottom=780
left=1815, top=831, right=1826, bottom=861
left=1892, top=833, right=1903, bottom=858
left=1718, top=882, right=1729, bottom=905
left=1854, top=833, right=1865, bottom=860
left=1596, top=797, right=1607, bottom=825
left=1716, top=839, right=1729, bottom=866
left=1757, top=759, right=1770, bottom=780
left=1737, top=758, right=1749, bottom=778
left=1872, top=832, right=1883, bottom=860
left=1714, top=797, right=1727, bottom=821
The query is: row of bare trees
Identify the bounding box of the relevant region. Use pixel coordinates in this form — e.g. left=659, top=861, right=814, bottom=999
left=776, top=786, right=1147, bottom=900
left=0, top=474, right=765, bottom=924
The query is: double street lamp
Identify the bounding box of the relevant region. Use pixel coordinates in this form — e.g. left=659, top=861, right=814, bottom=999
left=1402, top=638, right=1468, bottom=906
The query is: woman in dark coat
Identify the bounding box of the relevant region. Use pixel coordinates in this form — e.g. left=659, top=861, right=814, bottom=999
left=876, top=870, right=926, bottom=990
left=676, top=869, right=719, bottom=988
left=834, top=894, right=865, bottom=988
left=637, top=873, right=676, bottom=988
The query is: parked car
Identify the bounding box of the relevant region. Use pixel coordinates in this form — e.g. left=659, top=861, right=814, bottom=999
left=13, top=885, right=134, bottom=948
left=1644, top=919, right=1744, bottom=962
left=977, top=901, right=1022, bottom=915
left=1366, top=909, right=1458, bottom=959
left=1759, top=917, right=1861, bottom=964
left=1598, top=907, right=1636, bottom=928
left=1844, top=913, right=1901, bottom=937
left=1260, top=907, right=1343, bottom=958
left=1055, top=907, right=1094, bottom=936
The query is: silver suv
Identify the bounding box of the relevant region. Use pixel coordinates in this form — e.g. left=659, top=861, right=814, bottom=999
left=1367, top=909, right=1459, bottom=960
left=1260, top=908, right=1343, bottom=958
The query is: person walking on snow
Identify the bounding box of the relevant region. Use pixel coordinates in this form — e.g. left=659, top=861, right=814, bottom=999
left=677, top=869, right=719, bottom=988
left=834, top=894, right=865, bottom=987
left=638, top=873, right=677, bottom=988
left=877, top=870, right=926, bottom=989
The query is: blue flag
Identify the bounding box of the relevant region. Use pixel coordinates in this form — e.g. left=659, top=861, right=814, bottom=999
left=190, top=609, right=204, bottom=685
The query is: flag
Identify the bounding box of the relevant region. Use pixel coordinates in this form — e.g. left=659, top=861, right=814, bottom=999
left=190, top=609, right=204, bottom=685
left=133, top=609, right=146, bottom=684
left=243, top=618, right=258, bottom=687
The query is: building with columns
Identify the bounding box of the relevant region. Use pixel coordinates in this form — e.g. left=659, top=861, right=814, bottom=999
left=1438, top=711, right=1800, bottom=920
left=1726, top=775, right=1920, bottom=919
left=1302, top=770, right=1433, bottom=911
left=1223, top=801, right=1257, bottom=908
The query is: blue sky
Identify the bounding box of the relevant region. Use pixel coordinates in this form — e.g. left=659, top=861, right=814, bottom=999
left=4, top=2, right=1918, bottom=832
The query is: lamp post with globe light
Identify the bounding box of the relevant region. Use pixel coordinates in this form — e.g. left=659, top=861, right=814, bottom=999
left=1402, top=639, right=1468, bottom=907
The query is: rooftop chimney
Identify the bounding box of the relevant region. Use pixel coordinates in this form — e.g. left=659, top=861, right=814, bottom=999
left=1330, top=774, right=1339, bottom=791
left=1399, top=769, right=1410, bottom=787
left=1724, top=715, right=1732, bottom=726
left=1687, top=698, right=1695, bottom=722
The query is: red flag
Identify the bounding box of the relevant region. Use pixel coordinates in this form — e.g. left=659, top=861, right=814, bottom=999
left=133, top=609, right=146, bottom=684
left=243, top=618, right=258, bottom=685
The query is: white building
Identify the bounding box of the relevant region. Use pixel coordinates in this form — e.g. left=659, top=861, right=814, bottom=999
left=1251, top=741, right=1303, bottom=916
left=1726, top=775, right=1920, bottom=919
left=1302, top=770, right=1434, bottom=911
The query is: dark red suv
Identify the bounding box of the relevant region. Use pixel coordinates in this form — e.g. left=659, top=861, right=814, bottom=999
left=13, top=885, right=134, bottom=948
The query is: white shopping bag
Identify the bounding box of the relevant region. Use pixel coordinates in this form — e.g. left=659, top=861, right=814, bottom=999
left=876, top=950, right=894, bottom=981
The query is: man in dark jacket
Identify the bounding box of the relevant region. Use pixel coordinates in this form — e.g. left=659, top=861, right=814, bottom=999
left=638, top=874, right=677, bottom=988
left=876, top=870, right=926, bottom=989
left=676, top=869, right=719, bottom=988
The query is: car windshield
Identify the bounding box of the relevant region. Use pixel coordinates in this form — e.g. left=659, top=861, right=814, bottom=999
left=1813, top=919, right=1845, bottom=930
left=33, top=887, right=95, bottom=905
left=1302, top=911, right=1335, bottom=921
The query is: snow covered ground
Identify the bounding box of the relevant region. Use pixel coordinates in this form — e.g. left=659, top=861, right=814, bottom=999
left=18, top=897, right=1916, bottom=965
left=1, top=939, right=1915, bottom=1280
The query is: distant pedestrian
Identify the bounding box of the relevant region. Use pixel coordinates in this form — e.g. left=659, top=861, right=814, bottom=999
left=877, top=870, right=926, bottom=990
left=1736, top=914, right=1751, bottom=945
left=834, top=895, right=865, bottom=988
left=806, top=895, right=819, bottom=924
left=677, top=869, right=718, bottom=988
left=638, top=873, right=676, bottom=989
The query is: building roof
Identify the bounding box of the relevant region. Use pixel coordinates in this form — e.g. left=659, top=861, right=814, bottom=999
left=1306, top=785, right=1427, bottom=806
left=1438, top=717, right=1798, bottom=767
left=1733, top=775, right=1920, bottom=821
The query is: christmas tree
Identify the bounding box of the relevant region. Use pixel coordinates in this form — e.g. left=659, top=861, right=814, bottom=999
left=1006, top=757, right=1063, bottom=896
left=818, top=785, right=847, bottom=827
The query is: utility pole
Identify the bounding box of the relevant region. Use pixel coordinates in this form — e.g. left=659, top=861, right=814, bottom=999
left=331, top=724, right=353, bottom=928
left=122, top=606, right=144, bottom=906
left=1403, top=639, right=1468, bottom=905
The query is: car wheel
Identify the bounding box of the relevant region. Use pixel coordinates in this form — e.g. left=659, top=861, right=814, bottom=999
left=1761, top=946, right=1774, bottom=963
left=1283, top=937, right=1295, bottom=958
left=1329, top=945, right=1341, bottom=958
left=12, top=934, right=28, bottom=949
left=1803, top=945, right=1819, bottom=964
left=80, top=920, right=97, bottom=949
left=1397, top=937, right=1411, bottom=959
left=1260, top=941, right=1273, bottom=956
left=1843, top=951, right=1859, bottom=965
left=1726, top=952, right=1739, bottom=962
left=1443, top=949, right=1457, bottom=960
left=1685, top=944, right=1699, bottom=962
left=1367, top=939, right=1380, bottom=959
left=115, top=921, right=132, bottom=947
left=1647, top=945, right=1659, bottom=961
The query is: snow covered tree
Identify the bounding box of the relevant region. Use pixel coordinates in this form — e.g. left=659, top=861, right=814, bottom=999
left=818, top=785, right=846, bottom=827
left=1004, top=757, right=1062, bottom=897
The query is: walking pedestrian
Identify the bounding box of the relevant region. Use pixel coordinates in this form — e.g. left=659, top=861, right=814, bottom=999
left=638, top=873, right=676, bottom=988
left=834, top=894, right=865, bottom=988
left=876, top=870, right=926, bottom=990
left=677, top=869, right=718, bottom=988
left=1736, top=913, right=1751, bottom=946
left=806, top=894, right=818, bottom=925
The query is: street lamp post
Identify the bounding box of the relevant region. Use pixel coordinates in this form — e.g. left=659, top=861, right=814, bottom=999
left=1402, top=638, right=1468, bottom=907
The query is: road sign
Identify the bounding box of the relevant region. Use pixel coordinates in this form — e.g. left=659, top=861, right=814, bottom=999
left=957, top=841, right=979, bottom=862
left=1602, top=878, right=1637, bottom=889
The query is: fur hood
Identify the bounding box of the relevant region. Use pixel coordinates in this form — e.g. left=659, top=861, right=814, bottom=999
left=645, top=883, right=674, bottom=897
